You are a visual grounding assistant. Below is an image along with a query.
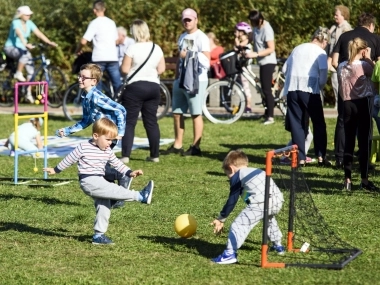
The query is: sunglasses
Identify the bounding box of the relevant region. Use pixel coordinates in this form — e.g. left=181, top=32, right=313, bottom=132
left=77, top=75, right=95, bottom=81
left=183, top=18, right=193, bottom=23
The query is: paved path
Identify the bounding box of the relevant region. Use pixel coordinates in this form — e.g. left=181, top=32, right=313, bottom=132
left=0, top=105, right=338, bottom=118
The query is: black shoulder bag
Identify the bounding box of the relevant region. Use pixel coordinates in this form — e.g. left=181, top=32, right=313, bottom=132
left=115, top=43, right=155, bottom=100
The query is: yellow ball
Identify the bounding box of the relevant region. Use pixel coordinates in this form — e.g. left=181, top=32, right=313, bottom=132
left=35, top=152, right=40, bottom=157
left=174, top=214, right=197, bottom=238
left=33, top=167, right=38, bottom=172
left=35, top=100, right=40, bottom=105
left=37, top=94, right=42, bottom=100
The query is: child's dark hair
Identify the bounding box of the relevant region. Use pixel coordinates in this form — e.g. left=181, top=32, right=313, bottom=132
left=92, top=118, right=118, bottom=138
left=80, top=63, right=102, bottom=83
left=222, top=149, right=249, bottom=170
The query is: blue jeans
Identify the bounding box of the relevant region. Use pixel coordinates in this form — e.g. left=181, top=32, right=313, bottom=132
left=94, top=61, right=122, bottom=95
left=287, top=90, right=327, bottom=160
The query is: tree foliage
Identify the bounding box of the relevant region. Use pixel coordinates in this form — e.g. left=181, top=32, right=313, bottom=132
left=0, top=0, right=380, bottom=74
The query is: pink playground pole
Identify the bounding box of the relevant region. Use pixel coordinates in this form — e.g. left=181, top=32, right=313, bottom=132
left=13, top=81, right=49, bottom=183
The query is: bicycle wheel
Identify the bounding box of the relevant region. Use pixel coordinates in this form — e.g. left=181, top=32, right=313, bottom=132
left=40, top=65, right=67, bottom=108
left=202, top=80, right=246, bottom=124
left=0, top=75, right=14, bottom=107
left=62, top=82, right=83, bottom=121
left=157, top=82, right=171, bottom=120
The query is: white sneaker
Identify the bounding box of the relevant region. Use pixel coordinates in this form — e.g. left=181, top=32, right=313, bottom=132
left=25, top=94, right=34, bottom=104
left=263, top=118, right=275, bottom=125
left=14, top=72, right=26, bottom=82
left=120, top=157, right=129, bottom=164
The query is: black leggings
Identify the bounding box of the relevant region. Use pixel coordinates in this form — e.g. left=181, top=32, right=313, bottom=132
left=343, top=97, right=373, bottom=180
left=120, top=81, right=161, bottom=158
left=260, top=64, right=276, bottom=118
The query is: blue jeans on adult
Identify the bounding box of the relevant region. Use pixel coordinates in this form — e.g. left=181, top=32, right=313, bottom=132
left=94, top=61, right=122, bottom=95
left=287, top=90, right=327, bottom=161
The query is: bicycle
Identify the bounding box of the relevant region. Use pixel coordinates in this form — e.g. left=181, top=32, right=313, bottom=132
left=0, top=43, right=67, bottom=108
left=62, top=76, right=171, bottom=122
left=202, top=49, right=287, bottom=124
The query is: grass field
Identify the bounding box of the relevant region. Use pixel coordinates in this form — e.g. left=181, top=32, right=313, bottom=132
left=0, top=113, right=379, bottom=284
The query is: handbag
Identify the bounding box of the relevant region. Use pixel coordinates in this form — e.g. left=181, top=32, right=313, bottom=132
left=211, top=62, right=226, bottom=79
left=115, top=43, right=156, bottom=99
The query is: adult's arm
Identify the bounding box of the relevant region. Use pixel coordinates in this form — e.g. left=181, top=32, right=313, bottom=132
left=14, top=28, right=34, bottom=50
left=33, top=28, right=57, bottom=46
left=157, top=56, right=165, bottom=75
left=120, top=55, right=132, bottom=75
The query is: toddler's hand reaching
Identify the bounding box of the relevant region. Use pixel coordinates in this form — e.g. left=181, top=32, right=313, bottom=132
left=130, top=170, right=143, bottom=177
left=211, top=219, right=224, bottom=235
left=43, top=168, right=56, bottom=175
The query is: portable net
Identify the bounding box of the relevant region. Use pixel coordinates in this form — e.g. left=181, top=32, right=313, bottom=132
left=261, top=145, right=361, bottom=269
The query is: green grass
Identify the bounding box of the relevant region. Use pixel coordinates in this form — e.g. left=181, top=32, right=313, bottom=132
left=0, top=113, right=379, bottom=284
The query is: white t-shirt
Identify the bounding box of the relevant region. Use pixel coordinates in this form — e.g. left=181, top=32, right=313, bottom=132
left=282, top=42, right=328, bottom=95
left=178, top=29, right=210, bottom=81
left=125, top=42, right=164, bottom=85
left=83, top=16, right=118, bottom=62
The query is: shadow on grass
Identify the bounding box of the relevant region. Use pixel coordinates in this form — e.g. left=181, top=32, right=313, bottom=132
left=0, top=194, right=81, bottom=206
left=138, top=235, right=258, bottom=259
left=0, top=222, right=92, bottom=242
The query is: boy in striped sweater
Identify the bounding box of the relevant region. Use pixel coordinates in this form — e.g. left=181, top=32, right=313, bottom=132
left=44, top=118, right=154, bottom=245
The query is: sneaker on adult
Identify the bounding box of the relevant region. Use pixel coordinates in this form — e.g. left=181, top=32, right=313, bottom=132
left=146, top=157, right=159, bottom=162
left=161, top=145, right=184, bottom=155
left=25, top=94, right=34, bottom=104
left=269, top=245, right=285, bottom=255
left=14, top=71, right=26, bottom=82
left=140, top=180, right=154, bottom=204
left=211, top=251, right=238, bottom=264
left=360, top=181, right=380, bottom=192
left=182, top=145, right=202, bottom=156
left=92, top=234, right=114, bottom=245
left=120, top=157, right=129, bottom=164
left=263, top=118, right=275, bottom=125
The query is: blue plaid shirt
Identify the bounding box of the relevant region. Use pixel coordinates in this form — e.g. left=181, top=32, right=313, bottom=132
left=57, top=87, right=126, bottom=137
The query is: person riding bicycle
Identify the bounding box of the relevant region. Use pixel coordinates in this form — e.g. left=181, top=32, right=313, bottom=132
left=3, top=5, right=57, bottom=103
left=234, top=22, right=253, bottom=113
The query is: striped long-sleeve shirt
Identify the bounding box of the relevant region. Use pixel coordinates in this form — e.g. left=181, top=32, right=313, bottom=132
left=54, top=140, right=131, bottom=178
left=58, top=86, right=127, bottom=137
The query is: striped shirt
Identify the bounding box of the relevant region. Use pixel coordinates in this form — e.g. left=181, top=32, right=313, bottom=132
left=54, top=140, right=130, bottom=177
left=59, top=86, right=126, bottom=137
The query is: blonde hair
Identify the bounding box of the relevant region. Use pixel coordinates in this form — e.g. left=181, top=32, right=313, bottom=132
left=92, top=118, right=118, bottom=138
left=335, top=5, right=350, bottom=21
left=222, top=150, right=249, bottom=170
left=312, top=27, right=330, bottom=43
left=348, top=37, right=368, bottom=64
left=80, top=63, right=102, bottom=83
left=207, top=32, right=220, bottom=45
left=130, top=19, right=150, bottom=42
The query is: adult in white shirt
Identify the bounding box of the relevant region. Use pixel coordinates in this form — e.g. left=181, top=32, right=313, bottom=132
left=75, top=1, right=121, bottom=93
left=161, top=8, right=210, bottom=157
left=282, top=27, right=330, bottom=167
left=116, top=26, right=135, bottom=66
left=119, top=20, right=165, bottom=163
